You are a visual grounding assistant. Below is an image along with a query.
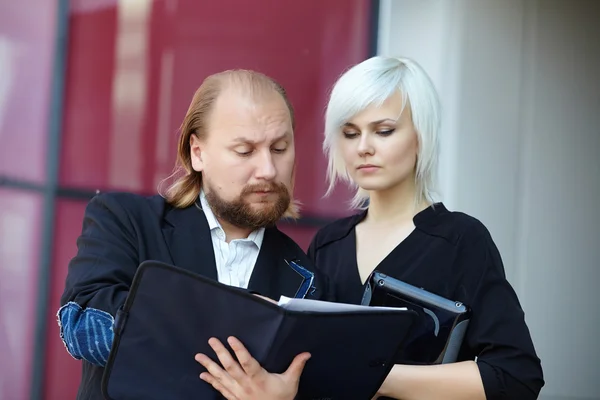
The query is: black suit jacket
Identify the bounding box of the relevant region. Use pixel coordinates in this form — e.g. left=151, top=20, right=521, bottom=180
left=60, top=192, right=333, bottom=400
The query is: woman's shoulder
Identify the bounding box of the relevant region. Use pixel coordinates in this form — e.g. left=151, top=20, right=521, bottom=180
left=309, top=211, right=365, bottom=252
left=417, top=203, right=494, bottom=247
left=309, top=203, right=496, bottom=252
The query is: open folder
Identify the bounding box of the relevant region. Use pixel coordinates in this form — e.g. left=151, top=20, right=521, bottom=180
left=102, top=260, right=417, bottom=400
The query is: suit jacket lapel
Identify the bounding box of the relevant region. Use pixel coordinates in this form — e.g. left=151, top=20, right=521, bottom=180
left=161, top=201, right=218, bottom=281
left=247, top=227, right=310, bottom=300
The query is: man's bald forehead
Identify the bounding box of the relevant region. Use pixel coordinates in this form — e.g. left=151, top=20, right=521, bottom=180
left=208, top=70, right=295, bottom=128
left=214, top=70, right=284, bottom=102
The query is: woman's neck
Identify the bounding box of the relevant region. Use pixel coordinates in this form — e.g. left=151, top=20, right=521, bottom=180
left=364, top=179, right=429, bottom=226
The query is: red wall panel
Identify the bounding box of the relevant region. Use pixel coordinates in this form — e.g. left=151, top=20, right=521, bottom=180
left=58, top=4, right=119, bottom=191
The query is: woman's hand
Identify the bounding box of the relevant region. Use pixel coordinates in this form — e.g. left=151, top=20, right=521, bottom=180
left=195, top=336, right=311, bottom=400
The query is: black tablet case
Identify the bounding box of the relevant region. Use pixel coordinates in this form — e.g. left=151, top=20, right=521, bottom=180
left=362, top=271, right=471, bottom=365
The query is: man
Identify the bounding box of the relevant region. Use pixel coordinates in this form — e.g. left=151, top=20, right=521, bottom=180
left=58, top=69, right=333, bottom=399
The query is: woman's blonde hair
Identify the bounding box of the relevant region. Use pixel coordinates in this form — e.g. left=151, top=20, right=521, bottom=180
left=323, top=56, right=441, bottom=209
left=162, top=69, right=300, bottom=218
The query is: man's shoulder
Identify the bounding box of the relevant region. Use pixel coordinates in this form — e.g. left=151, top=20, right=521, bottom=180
left=267, top=226, right=322, bottom=273
left=86, top=191, right=168, bottom=221
left=269, top=226, right=305, bottom=254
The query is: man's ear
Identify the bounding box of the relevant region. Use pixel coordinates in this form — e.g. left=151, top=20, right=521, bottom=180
left=190, top=134, right=204, bottom=172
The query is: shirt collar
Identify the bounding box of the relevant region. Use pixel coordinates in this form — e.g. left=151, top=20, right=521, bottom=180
left=199, top=190, right=265, bottom=247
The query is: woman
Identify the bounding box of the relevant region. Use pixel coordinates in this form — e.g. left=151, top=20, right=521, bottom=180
left=195, top=56, right=544, bottom=399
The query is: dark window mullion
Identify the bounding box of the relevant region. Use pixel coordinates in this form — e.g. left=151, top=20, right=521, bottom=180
left=30, top=0, right=70, bottom=399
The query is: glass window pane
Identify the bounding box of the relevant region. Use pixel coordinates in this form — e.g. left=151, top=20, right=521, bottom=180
left=0, top=1, right=57, bottom=183
left=0, top=189, right=43, bottom=399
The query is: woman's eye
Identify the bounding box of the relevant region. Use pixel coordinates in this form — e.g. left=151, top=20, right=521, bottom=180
left=377, top=129, right=395, bottom=136
left=235, top=150, right=253, bottom=156
left=343, top=131, right=359, bottom=139
left=272, top=147, right=287, bottom=154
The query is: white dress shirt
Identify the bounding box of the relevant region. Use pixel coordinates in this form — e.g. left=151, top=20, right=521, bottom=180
left=199, top=191, right=264, bottom=289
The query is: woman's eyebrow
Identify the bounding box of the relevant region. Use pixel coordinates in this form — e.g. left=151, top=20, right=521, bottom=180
left=343, top=118, right=397, bottom=128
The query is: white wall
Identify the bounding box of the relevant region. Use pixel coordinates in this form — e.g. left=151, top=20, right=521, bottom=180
left=378, top=1, right=600, bottom=399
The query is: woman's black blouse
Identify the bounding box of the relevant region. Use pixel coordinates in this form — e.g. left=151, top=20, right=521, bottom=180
left=307, top=203, right=544, bottom=400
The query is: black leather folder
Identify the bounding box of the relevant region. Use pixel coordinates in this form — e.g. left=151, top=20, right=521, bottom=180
left=361, top=271, right=471, bottom=365
left=102, top=261, right=417, bottom=400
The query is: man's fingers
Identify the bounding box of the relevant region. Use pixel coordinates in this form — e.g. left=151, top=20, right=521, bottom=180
left=194, top=352, right=236, bottom=387
left=227, top=336, right=263, bottom=377
left=199, top=372, right=239, bottom=400
left=283, top=352, right=311, bottom=381
left=253, top=294, right=278, bottom=304
left=207, top=337, right=247, bottom=381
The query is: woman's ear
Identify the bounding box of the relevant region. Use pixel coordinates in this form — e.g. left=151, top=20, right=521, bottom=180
left=190, top=134, right=204, bottom=172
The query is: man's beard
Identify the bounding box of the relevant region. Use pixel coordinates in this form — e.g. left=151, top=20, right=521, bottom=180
left=204, top=182, right=291, bottom=230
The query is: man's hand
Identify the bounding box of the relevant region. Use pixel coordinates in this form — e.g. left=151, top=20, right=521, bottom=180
left=253, top=293, right=278, bottom=304
left=195, top=336, right=310, bottom=400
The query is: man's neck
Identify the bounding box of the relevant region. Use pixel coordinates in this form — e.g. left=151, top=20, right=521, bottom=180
left=217, top=217, right=254, bottom=243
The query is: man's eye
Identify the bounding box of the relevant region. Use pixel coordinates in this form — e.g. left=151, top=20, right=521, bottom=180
left=235, top=150, right=252, bottom=156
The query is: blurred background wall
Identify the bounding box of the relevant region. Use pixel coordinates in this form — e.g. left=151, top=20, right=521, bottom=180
left=0, top=0, right=598, bottom=399
left=377, top=1, right=600, bottom=399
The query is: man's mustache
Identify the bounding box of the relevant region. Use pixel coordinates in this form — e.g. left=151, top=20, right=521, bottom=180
left=241, top=183, right=288, bottom=195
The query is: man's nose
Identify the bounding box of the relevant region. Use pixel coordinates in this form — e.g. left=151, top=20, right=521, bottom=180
left=255, top=151, right=277, bottom=180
